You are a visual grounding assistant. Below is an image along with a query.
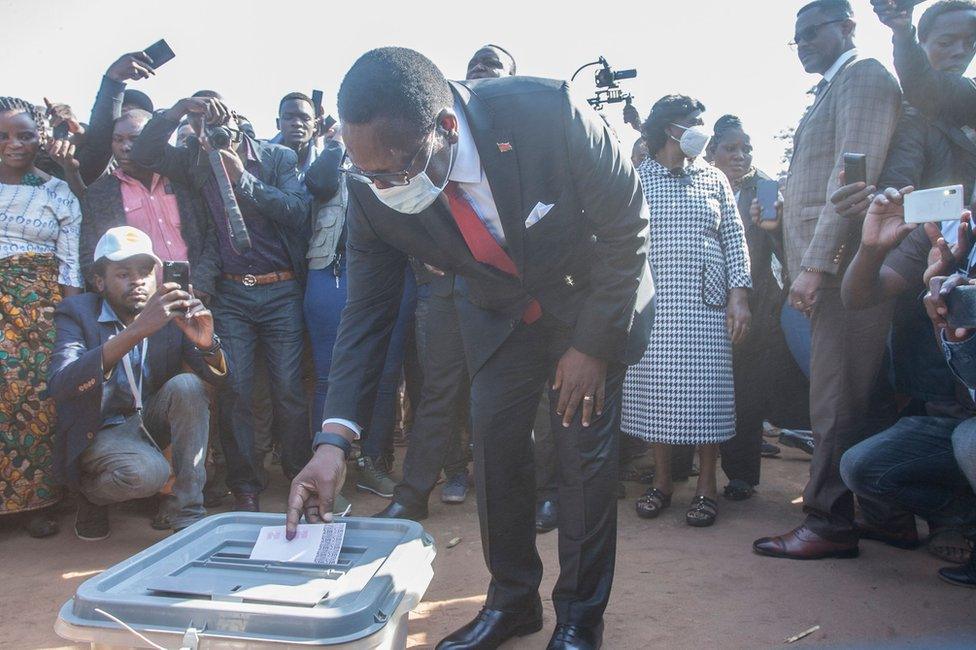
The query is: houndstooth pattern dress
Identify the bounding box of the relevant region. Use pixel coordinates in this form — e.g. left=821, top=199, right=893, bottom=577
left=621, top=158, right=752, bottom=445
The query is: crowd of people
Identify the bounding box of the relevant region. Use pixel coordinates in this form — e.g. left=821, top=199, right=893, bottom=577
left=2, top=0, right=976, bottom=648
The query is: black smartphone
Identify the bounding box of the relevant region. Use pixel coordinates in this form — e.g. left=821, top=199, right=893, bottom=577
left=143, top=39, right=175, bottom=69
left=756, top=178, right=780, bottom=222
left=844, top=153, right=867, bottom=186
left=311, top=89, right=324, bottom=115
left=162, top=260, right=190, bottom=293
left=52, top=122, right=70, bottom=140
left=947, top=284, right=976, bottom=329
left=323, top=115, right=337, bottom=131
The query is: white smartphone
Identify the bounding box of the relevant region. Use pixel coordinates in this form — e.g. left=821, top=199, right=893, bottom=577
left=904, top=185, right=964, bottom=224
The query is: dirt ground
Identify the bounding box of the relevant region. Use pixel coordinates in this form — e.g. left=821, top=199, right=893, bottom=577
left=2, top=445, right=974, bottom=649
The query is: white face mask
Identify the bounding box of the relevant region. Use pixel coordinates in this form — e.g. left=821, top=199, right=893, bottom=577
left=670, top=123, right=711, bottom=159
left=371, top=133, right=456, bottom=214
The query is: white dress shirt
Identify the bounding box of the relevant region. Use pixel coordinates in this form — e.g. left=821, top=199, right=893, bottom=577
left=323, top=102, right=503, bottom=438
left=823, top=48, right=858, bottom=83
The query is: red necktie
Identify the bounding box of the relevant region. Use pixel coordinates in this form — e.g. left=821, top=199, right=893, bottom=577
left=444, top=182, right=541, bottom=323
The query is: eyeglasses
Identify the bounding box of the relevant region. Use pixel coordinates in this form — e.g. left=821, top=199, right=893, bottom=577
left=339, top=129, right=436, bottom=187
left=788, top=19, right=846, bottom=49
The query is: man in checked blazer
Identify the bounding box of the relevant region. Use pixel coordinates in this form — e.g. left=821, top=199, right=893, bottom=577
left=754, top=0, right=911, bottom=560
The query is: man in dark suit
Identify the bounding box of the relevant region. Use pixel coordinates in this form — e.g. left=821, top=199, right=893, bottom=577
left=286, top=48, right=653, bottom=650
left=48, top=227, right=227, bottom=540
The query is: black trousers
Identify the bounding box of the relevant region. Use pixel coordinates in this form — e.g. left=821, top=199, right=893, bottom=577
left=395, top=283, right=470, bottom=507
left=471, top=317, right=622, bottom=626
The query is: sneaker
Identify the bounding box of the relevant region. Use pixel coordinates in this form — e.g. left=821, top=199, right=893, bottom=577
left=356, top=457, right=397, bottom=498
left=75, top=494, right=110, bottom=542
left=779, top=429, right=815, bottom=456
left=441, top=471, right=469, bottom=504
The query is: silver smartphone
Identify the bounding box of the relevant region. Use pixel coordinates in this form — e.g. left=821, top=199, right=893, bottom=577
left=904, top=185, right=964, bottom=224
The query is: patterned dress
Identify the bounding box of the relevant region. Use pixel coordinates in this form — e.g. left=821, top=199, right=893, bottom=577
left=621, top=159, right=752, bottom=445
left=0, top=177, right=82, bottom=514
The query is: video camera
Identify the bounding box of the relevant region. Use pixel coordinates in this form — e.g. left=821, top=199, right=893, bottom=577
left=572, top=56, right=637, bottom=110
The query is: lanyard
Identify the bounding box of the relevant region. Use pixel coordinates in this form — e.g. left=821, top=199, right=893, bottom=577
left=116, top=327, right=148, bottom=411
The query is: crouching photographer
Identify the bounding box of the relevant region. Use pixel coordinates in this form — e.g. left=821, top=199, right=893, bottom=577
left=837, top=189, right=976, bottom=588
left=48, top=227, right=228, bottom=540
left=130, top=94, right=317, bottom=512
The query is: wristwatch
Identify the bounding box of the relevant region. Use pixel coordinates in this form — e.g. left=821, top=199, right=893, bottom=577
left=316, top=432, right=352, bottom=459
left=195, top=333, right=222, bottom=356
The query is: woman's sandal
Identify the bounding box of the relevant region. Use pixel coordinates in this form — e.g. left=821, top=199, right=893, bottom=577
left=686, top=495, right=718, bottom=527
left=635, top=488, right=672, bottom=519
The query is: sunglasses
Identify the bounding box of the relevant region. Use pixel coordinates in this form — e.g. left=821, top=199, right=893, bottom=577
left=339, top=128, right=436, bottom=187
left=788, top=19, right=846, bottom=49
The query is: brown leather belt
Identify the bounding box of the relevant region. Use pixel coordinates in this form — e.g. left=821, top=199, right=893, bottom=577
left=222, top=270, right=295, bottom=287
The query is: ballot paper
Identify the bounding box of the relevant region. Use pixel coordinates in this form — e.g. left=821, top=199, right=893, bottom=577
left=249, top=523, right=346, bottom=565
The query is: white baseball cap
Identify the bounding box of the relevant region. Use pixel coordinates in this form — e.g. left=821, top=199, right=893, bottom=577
left=93, top=226, right=162, bottom=266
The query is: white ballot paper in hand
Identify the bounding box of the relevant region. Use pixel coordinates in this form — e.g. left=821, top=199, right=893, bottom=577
left=249, top=523, right=346, bottom=565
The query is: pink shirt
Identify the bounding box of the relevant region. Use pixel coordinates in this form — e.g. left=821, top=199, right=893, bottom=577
left=114, top=170, right=189, bottom=268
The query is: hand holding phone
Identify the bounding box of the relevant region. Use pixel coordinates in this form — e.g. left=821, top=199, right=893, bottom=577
left=756, top=178, right=781, bottom=222
left=905, top=185, right=964, bottom=224
left=843, top=153, right=867, bottom=187
left=143, top=39, right=176, bottom=69
left=163, top=260, right=191, bottom=293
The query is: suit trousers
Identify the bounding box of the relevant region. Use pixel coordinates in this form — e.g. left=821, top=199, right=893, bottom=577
left=471, top=316, right=622, bottom=627
left=395, top=282, right=470, bottom=508
left=803, top=288, right=909, bottom=541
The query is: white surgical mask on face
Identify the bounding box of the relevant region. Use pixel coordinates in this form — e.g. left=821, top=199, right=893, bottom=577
left=371, top=132, right=456, bottom=214
left=670, top=123, right=711, bottom=159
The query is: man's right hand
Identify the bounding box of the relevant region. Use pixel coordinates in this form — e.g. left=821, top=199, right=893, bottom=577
left=286, top=429, right=351, bottom=539
left=925, top=273, right=976, bottom=341
left=923, top=210, right=973, bottom=286
left=106, top=52, right=156, bottom=82
left=859, top=186, right=918, bottom=253
left=831, top=169, right=876, bottom=220
left=871, top=0, right=914, bottom=34
left=131, top=283, right=194, bottom=338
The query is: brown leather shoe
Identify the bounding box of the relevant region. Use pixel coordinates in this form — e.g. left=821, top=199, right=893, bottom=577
left=232, top=492, right=260, bottom=512
left=753, top=525, right=859, bottom=560
left=855, top=521, right=921, bottom=550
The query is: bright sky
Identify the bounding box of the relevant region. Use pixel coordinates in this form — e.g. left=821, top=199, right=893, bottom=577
left=2, top=0, right=964, bottom=174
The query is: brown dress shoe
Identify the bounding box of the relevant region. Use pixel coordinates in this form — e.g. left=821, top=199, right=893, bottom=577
left=232, top=492, right=260, bottom=512
left=753, top=525, right=859, bottom=559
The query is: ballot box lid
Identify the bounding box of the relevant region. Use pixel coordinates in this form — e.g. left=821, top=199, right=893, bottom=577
left=57, top=513, right=435, bottom=645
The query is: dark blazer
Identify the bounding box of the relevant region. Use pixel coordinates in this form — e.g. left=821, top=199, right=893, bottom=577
left=322, top=77, right=654, bottom=428
left=130, top=115, right=317, bottom=285
left=79, top=173, right=219, bottom=294
left=47, top=293, right=228, bottom=487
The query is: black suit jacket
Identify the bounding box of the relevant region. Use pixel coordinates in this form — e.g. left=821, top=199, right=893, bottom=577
left=79, top=173, right=219, bottom=294
left=322, top=77, right=654, bottom=429
left=47, top=294, right=228, bottom=487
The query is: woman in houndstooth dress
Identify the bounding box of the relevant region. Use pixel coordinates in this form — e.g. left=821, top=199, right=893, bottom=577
left=621, top=95, right=752, bottom=527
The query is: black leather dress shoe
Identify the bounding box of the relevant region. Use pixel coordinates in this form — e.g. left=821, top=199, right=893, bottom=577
left=939, top=555, right=976, bottom=588
left=547, top=622, right=604, bottom=649
left=536, top=500, right=558, bottom=534
left=436, top=602, right=543, bottom=649
left=373, top=500, right=428, bottom=522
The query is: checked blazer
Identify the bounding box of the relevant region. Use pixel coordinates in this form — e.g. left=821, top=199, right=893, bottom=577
left=783, top=56, right=901, bottom=285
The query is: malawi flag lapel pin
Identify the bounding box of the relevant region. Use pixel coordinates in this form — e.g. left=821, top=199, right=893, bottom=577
left=497, top=142, right=513, bottom=153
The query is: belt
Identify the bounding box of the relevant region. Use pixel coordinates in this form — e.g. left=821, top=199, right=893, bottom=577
left=222, top=270, right=295, bottom=287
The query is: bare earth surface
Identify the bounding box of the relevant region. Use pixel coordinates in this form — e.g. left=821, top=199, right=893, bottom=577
left=2, top=447, right=974, bottom=649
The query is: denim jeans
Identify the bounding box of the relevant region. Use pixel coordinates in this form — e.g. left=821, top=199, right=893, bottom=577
left=79, top=373, right=210, bottom=529
left=840, top=415, right=976, bottom=539
left=780, top=301, right=811, bottom=379
left=303, top=260, right=416, bottom=460
left=214, top=278, right=309, bottom=494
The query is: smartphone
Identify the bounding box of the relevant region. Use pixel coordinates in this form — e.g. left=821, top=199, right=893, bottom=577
left=162, top=260, right=190, bottom=293
left=904, top=184, right=965, bottom=224
left=52, top=122, right=70, bottom=140
left=143, top=39, right=175, bottom=69
left=947, top=284, right=976, bottom=329
left=843, top=153, right=867, bottom=186
left=311, top=89, right=324, bottom=115
left=756, top=178, right=780, bottom=222
left=323, top=115, right=337, bottom=131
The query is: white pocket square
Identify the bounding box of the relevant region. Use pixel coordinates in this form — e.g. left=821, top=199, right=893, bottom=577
left=525, top=202, right=555, bottom=228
